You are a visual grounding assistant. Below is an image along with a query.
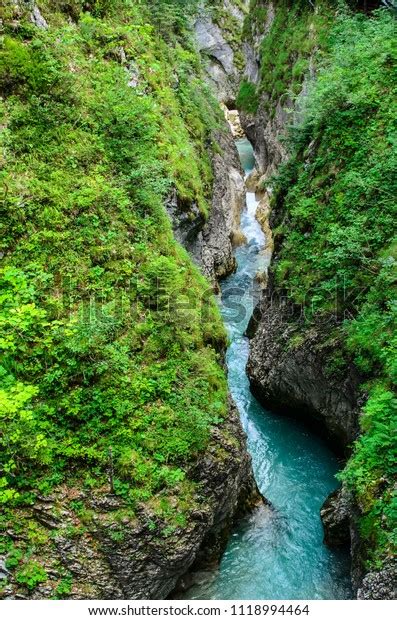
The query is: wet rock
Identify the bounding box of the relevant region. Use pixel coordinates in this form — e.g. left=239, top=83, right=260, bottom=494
left=255, top=192, right=273, bottom=258
left=321, top=488, right=351, bottom=547
left=166, top=127, right=245, bottom=287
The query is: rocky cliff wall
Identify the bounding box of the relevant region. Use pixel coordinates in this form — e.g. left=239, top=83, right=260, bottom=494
left=193, top=1, right=248, bottom=105
left=167, top=127, right=245, bottom=288
left=246, top=279, right=362, bottom=454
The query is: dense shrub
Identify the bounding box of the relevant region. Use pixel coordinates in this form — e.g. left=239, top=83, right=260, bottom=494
left=256, top=0, right=333, bottom=105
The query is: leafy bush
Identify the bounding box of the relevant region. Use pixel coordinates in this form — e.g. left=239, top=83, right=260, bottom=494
left=257, top=0, right=333, bottom=103
left=15, top=562, right=47, bottom=590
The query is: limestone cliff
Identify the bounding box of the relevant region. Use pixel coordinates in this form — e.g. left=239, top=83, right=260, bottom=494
left=246, top=278, right=362, bottom=453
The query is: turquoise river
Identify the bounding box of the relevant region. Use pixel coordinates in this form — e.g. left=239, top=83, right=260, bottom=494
left=183, top=138, right=352, bottom=600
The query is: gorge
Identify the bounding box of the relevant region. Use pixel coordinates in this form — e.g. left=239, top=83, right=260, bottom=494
left=0, top=0, right=396, bottom=602
left=180, top=136, right=352, bottom=599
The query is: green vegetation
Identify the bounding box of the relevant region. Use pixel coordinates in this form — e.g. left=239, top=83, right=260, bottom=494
left=243, top=0, right=268, bottom=38
left=259, top=0, right=333, bottom=102
left=15, top=561, right=48, bottom=590
left=241, top=0, right=334, bottom=112
left=271, top=9, right=397, bottom=568
left=236, top=80, right=259, bottom=114
left=0, top=0, right=228, bottom=595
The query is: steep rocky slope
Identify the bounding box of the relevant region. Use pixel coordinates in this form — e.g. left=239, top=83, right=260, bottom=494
left=246, top=278, right=362, bottom=453
left=2, top=400, right=258, bottom=600
left=194, top=0, right=248, bottom=104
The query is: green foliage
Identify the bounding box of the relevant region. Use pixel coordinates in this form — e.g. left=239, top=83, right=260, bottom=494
left=236, top=80, right=259, bottom=114
left=15, top=561, right=48, bottom=590
left=257, top=0, right=333, bottom=104
left=54, top=576, right=73, bottom=598
left=5, top=546, right=23, bottom=570
left=147, top=0, right=200, bottom=37
left=340, top=383, right=397, bottom=565
left=272, top=9, right=397, bottom=567
left=0, top=0, right=228, bottom=592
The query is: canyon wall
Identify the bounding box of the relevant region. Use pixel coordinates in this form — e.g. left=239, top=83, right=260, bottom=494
left=239, top=0, right=396, bottom=600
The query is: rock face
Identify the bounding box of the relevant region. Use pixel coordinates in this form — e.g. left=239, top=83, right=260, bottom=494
left=193, top=1, right=248, bottom=105
left=2, top=126, right=256, bottom=600
left=241, top=95, right=291, bottom=180
left=320, top=488, right=351, bottom=547
left=246, top=280, right=361, bottom=453
left=30, top=5, right=48, bottom=29
left=167, top=127, right=245, bottom=287
left=321, top=488, right=397, bottom=600
left=194, top=13, right=239, bottom=104
left=357, top=561, right=397, bottom=600
left=239, top=1, right=316, bottom=180
left=89, top=400, right=260, bottom=600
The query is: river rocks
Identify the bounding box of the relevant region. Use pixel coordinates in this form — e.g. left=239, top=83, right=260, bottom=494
left=321, top=488, right=351, bottom=547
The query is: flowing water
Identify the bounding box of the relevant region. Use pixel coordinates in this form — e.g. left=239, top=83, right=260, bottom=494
left=184, top=138, right=352, bottom=600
